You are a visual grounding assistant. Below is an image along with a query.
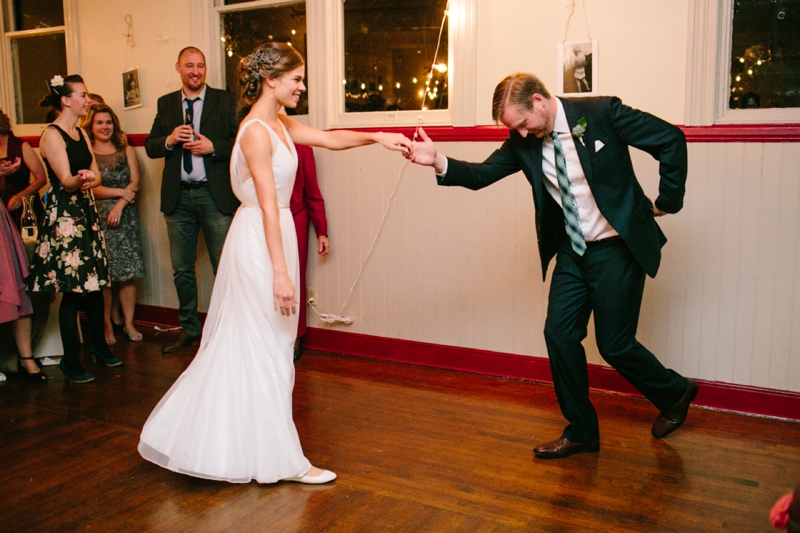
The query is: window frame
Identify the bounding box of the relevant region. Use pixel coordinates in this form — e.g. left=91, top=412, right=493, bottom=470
left=0, top=0, right=80, bottom=135
left=202, top=0, right=477, bottom=130
left=685, top=0, right=800, bottom=126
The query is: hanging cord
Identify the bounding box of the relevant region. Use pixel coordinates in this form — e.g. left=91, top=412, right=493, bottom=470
left=124, top=14, right=137, bottom=71
left=563, top=0, right=592, bottom=43
left=311, top=2, right=451, bottom=325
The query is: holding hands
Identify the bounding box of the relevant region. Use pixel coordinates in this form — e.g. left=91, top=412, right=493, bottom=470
left=374, top=132, right=412, bottom=154
left=406, top=128, right=447, bottom=173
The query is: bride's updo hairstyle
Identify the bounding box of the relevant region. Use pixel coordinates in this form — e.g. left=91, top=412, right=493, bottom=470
left=39, top=74, right=85, bottom=111
left=237, top=42, right=305, bottom=109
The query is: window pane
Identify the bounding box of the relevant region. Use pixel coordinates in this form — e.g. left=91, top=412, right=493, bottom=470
left=10, top=0, right=64, bottom=31
left=221, top=2, right=308, bottom=116
left=729, top=0, right=800, bottom=109
left=344, top=0, right=448, bottom=113
left=11, top=33, right=67, bottom=124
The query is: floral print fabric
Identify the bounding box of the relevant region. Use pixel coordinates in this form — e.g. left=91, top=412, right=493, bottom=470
left=28, top=189, right=110, bottom=293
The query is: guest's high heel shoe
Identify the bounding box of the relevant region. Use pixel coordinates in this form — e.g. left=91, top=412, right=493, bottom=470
left=18, top=356, right=47, bottom=383
left=58, top=360, right=95, bottom=383
left=90, top=346, right=123, bottom=367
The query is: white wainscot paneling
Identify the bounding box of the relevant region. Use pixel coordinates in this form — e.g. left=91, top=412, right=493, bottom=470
left=306, top=141, right=800, bottom=393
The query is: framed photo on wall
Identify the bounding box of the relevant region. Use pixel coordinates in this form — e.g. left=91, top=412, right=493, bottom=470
left=557, top=40, right=598, bottom=96
left=122, top=69, right=142, bottom=110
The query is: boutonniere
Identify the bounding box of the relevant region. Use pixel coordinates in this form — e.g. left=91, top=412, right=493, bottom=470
left=572, top=117, right=587, bottom=146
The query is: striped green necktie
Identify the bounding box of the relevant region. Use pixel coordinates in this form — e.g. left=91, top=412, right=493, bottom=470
left=550, top=131, right=586, bottom=256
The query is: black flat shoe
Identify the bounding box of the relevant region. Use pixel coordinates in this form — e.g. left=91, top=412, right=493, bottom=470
left=18, top=356, right=47, bottom=383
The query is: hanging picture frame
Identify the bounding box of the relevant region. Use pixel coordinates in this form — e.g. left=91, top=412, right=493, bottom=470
left=122, top=69, right=142, bottom=110
left=557, top=40, right=598, bottom=97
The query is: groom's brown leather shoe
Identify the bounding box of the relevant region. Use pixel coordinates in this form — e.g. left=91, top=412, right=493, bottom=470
left=651, top=378, right=699, bottom=439
left=161, top=332, right=201, bottom=354
left=534, top=437, right=600, bottom=459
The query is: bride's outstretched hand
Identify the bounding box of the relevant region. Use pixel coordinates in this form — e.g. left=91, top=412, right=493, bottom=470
left=273, top=273, right=298, bottom=316
left=375, top=132, right=412, bottom=154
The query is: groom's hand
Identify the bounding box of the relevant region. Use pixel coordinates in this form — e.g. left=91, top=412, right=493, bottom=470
left=409, top=127, right=446, bottom=174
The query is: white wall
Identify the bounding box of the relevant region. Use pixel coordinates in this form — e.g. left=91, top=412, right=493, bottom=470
left=63, top=0, right=800, bottom=393
left=307, top=140, right=800, bottom=393
left=475, top=0, right=689, bottom=124
left=75, top=0, right=214, bottom=313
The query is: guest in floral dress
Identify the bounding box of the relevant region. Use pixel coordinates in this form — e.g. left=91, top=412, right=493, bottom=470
left=82, top=104, right=145, bottom=344
left=28, top=74, right=122, bottom=383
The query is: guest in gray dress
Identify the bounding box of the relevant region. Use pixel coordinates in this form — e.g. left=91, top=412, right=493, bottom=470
left=83, top=104, right=145, bottom=344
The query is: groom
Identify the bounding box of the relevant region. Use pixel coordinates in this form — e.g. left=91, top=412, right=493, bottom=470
left=408, top=72, right=697, bottom=458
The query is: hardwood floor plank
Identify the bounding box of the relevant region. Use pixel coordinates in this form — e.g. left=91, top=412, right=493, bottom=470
left=1, top=324, right=798, bottom=532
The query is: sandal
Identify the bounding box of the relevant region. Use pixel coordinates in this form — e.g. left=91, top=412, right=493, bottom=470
left=105, top=335, right=117, bottom=346
left=125, top=329, right=143, bottom=342
left=18, top=356, right=47, bottom=383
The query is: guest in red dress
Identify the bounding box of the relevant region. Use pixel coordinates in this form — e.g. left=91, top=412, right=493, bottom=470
left=290, top=144, right=328, bottom=361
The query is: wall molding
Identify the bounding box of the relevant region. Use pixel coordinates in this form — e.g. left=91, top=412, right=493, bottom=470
left=133, top=303, right=800, bottom=421
left=21, top=123, right=800, bottom=149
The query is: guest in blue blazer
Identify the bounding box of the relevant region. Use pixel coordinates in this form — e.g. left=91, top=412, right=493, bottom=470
left=408, top=72, right=696, bottom=458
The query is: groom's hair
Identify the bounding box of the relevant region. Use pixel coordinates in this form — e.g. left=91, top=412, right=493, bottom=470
left=492, top=73, right=551, bottom=123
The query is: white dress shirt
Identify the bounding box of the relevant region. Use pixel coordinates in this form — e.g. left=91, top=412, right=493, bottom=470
left=542, top=98, right=617, bottom=242
left=165, top=85, right=208, bottom=182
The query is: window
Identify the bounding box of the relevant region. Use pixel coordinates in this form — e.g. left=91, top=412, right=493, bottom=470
left=0, top=0, right=76, bottom=126
left=217, top=0, right=308, bottom=116
left=342, top=0, right=449, bottom=114
left=685, top=0, right=800, bottom=125
left=204, top=0, right=476, bottom=129
left=728, top=0, right=800, bottom=110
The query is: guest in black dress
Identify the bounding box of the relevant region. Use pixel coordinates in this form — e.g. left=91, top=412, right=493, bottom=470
left=28, top=74, right=121, bottom=383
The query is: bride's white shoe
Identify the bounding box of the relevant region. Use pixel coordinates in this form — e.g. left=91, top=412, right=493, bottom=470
left=285, top=469, right=337, bottom=484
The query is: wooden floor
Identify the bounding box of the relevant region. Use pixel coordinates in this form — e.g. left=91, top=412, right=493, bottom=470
left=1, top=324, right=799, bottom=533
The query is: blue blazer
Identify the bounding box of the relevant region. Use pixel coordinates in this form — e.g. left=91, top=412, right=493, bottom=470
left=440, top=97, right=687, bottom=279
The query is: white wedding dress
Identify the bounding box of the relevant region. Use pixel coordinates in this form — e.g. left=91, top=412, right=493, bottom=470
left=138, top=119, right=311, bottom=483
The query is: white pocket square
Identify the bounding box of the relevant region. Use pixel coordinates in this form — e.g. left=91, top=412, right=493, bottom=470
left=595, top=140, right=605, bottom=152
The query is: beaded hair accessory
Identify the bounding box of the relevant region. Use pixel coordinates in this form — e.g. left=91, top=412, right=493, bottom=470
left=243, top=49, right=279, bottom=80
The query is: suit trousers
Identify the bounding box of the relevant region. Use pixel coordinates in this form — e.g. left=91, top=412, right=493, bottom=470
left=543, top=238, right=687, bottom=443
left=164, top=186, right=233, bottom=337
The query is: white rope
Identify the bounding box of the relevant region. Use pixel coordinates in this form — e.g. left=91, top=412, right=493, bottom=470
left=564, top=0, right=592, bottom=43
left=312, top=2, right=450, bottom=325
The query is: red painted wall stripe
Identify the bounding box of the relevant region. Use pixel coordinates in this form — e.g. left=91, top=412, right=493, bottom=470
left=134, top=303, right=800, bottom=421
left=19, top=123, right=800, bottom=148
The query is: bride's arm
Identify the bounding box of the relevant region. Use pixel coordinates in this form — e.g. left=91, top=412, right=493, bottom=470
left=279, top=115, right=411, bottom=153
left=239, top=124, right=298, bottom=316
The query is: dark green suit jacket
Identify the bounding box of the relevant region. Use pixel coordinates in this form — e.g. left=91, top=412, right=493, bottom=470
left=145, top=86, right=240, bottom=215
left=440, top=97, right=687, bottom=279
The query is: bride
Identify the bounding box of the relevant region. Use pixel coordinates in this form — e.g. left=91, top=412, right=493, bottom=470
left=138, top=42, right=411, bottom=484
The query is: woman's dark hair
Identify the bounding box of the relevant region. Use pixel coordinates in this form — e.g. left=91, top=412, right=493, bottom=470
left=0, top=107, right=11, bottom=136
left=39, top=74, right=85, bottom=111
left=236, top=42, right=304, bottom=111
left=82, top=104, right=127, bottom=151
